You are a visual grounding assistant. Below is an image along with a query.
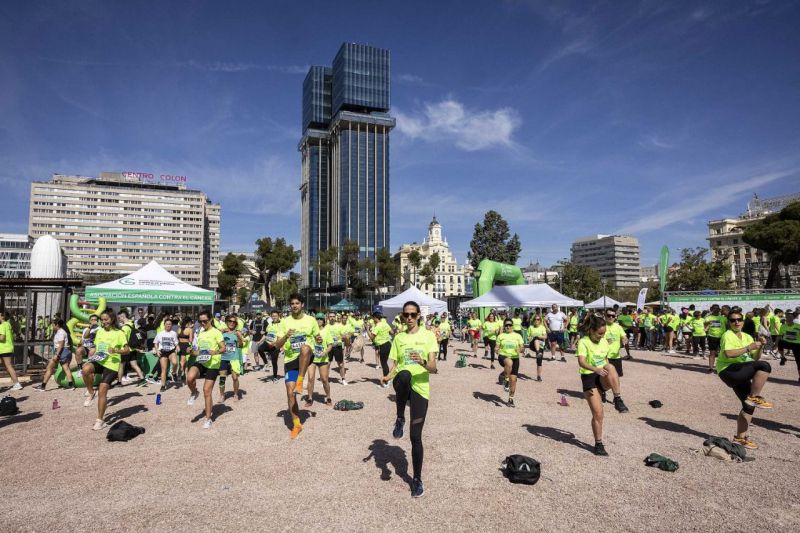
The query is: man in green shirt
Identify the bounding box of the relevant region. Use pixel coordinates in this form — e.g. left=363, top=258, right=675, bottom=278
left=778, top=310, right=800, bottom=380
left=705, top=304, right=727, bottom=374
left=0, top=311, right=21, bottom=390
left=617, top=308, right=634, bottom=359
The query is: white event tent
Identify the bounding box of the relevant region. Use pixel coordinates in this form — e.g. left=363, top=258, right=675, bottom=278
left=584, top=295, right=623, bottom=309
left=378, top=286, right=448, bottom=321
left=85, top=260, right=215, bottom=305
left=460, top=284, right=583, bottom=309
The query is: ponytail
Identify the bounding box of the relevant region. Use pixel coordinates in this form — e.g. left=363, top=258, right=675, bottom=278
left=579, top=313, right=604, bottom=335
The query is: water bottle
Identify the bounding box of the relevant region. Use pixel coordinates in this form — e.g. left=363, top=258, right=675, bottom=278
left=156, top=393, right=162, bottom=405
left=559, top=394, right=569, bottom=407
left=52, top=399, right=60, bottom=410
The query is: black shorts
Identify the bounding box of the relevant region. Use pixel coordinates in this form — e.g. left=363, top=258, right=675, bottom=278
left=608, top=357, right=623, bottom=377
left=547, top=331, right=562, bottom=343
left=158, top=349, right=174, bottom=358
left=191, top=361, right=219, bottom=381
left=89, top=361, right=118, bottom=385
left=178, top=342, right=191, bottom=355
left=121, top=350, right=135, bottom=364
left=707, top=337, right=721, bottom=351
left=580, top=372, right=609, bottom=392
left=483, top=336, right=490, bottom=345
left=623, top=328, right=633, bottom=338
left=719, top=360, right=771, bottom=408
left=331, top=345, right=344, bottom=364
left=664, top=326, right=674, bottom=333
left=284, top=357, right=300, bottom=372
left=498, top=355, right=520, bottom=376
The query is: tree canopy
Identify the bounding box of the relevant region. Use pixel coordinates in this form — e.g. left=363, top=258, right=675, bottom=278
left=217, top=253, right=246, bottom=302
left=743, top=201, right=800, bottom=288
left=665, top=247, right=732, bottom=292
left=468, top=210, right=521, bottom=270
left=375, top=248, right=399, bottom=290
left=554, top=261, right=603, bottom=302
left=254, top=237, right=299, bottom=305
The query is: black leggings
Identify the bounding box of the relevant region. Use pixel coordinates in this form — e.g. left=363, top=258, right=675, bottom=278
left=377, top=342, right=391, bottom=376
left=719, top=360, right=771, bottom=413
left=438, top=340, right=448, bottom=360
left=692, top=336, right=706, bottom=354
left=393, top=370, right=428, bottom=480
left=268, top=348, right=279, bottom=376
left=487, top=339, right=496, bottom=363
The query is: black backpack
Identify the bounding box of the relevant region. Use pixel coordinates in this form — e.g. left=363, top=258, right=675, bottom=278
left=106, top=420, right=146, bottom=442
left=128, top=328, right=146, bottom=350
left=502, top=454, right=541, bottom=485
left=0, top=396, right=19, bottom=416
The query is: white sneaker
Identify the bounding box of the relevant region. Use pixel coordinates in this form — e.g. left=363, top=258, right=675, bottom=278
left=187, top=393, right=199, bottom=406
left=120, top=376, right=133, bottom=385
left=83, top=392, right=96, bottom=407
left=202, top=418, right=213, bottom=429
left=145, top=376, right=159, bottom=385
left=669, top=350, right=676, bottom=354
left=341, top=379, right=348, bottom=386
left=92, top=419, right=107, bottom=431
left=11, top=382, right=22, bottom=391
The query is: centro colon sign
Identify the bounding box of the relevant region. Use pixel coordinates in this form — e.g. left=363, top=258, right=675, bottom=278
left=122, top=171, right=187, bottom=183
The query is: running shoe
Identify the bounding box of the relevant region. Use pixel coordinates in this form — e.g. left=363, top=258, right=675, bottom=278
left=11, top=382, right=22, bottom=391
left=560, top=356, right=566, bottom=362
left=733, top=435, right=758, bottom=450
left=508, top=398, right=515, bottom=408
left=393, top=417, right=405, bottom=439
left=341, top=379, right=348, bottom=386
left=613, top=397, right=629, bottom=413
left=601, top=390, right=608, bottom=403
left=65, top=384, right=76, bottom=391
left=202, top=418, right=213, bottom=430
left=745, top=395, right=773, bottom=409
left=490, top=364, right=495, bottom=369
left=145, top=376, right=159, bottom=385
left=92, top=419, right=108, bottom=431
left=780, top=357, right=786, bottom=366
left=33, top=384, right=45, bottom=392
left=593, top=442, right=608, bottom=456
left=503, top=382, right=510, bottom=393
left=290, top=425, right=302, bottom=439
left=160, top=385, right=167, bottom=392
left=187, top=392, right=199, bottom=406
left=536, top=376, right=542, bottom=382
left=83, top=392, right=96, bottom=407
left=411, top=478, right=425, bottom=498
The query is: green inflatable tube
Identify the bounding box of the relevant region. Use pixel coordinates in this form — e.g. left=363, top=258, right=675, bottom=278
left=471, top=259, right=525, bottom=320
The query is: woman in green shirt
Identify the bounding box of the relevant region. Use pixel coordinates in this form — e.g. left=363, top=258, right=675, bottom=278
left=380, top=301, right=438, bottom=498
left=0, top=311, right=22, bottom=390
left=777, top=310, right=800, bottom=379
left=526, top=316, right=547, bottom=381
left=482, top=314, right=501, bottom=369
left=717, top=311, right=773, bottom=449
left=497, top=319, right=524, bottom=406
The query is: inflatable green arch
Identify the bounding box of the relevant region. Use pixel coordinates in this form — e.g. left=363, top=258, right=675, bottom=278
left=471, top=259, right=525, bottom=320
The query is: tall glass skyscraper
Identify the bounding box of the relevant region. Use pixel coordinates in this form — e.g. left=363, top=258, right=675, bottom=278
left=300, top=43, right=395, bottom=288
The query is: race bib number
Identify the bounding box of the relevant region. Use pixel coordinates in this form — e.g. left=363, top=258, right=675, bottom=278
left=607, top=334, right=617, bottom=344
left=290, top=335, right=306, bottom=352
left=265, top=332, right=276, bottom=343
left=197, top=350, right=211, bottom=363
left=225, top=342, right=237, bottom=353
left=785, top=331, right=797, bottom=341
left=89, top=351, right=108, bottom=363
left=313, top=344, right=324, bottom=357
left=503, top=341, right=517, bottom=352
left=331, top=335, right=339, bottom=344
left=710, top=320, right=721, bottom=328
left=590, top=352, right=606, bottom=367
left=403, top=348, right=421, bottom=366
left=161, top=339, right=175, bottom=351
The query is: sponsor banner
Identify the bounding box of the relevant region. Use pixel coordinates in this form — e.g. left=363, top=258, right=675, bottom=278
left=666, top=292, right=800, bottom=313
left=85, top=288, right=214, bottom=305
left=636, top=288, right=648, bottom=311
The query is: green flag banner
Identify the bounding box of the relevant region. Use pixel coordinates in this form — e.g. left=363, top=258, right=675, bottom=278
left=659, top=245, right=669, bottom=294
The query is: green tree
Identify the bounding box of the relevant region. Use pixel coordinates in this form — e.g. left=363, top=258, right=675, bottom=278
left=254, top=237, right=300, bottom=305
left=665, top=247, right=732, bottom=291
left=419, top=252, right=441, bottom=291
left=272, top=273, right=300, bottom=308
left=743, top=201, right=800, bottom=288
left=338, top=240, right=362, bottom=295
left=408, top=249, right=422, bottom=287
left=217, top=252, right=246, bottom=302
left=375, top=248, right=399, bottom=290
left=467, top=210, right=522, bottom=270
left=314, top=246, right=338, bottom=290
left=554, top=261, right=603, bottom=302
left=236, top=286, right=250, bottom=306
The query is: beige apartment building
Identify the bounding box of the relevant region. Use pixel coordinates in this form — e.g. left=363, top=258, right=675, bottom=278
left=398, top=217, right=472, bottom=299
left=571, top=234, right=641, bottom=289
left=28, top=172, right=220, bottom=290
left=708, top=192, right=800, bottom=289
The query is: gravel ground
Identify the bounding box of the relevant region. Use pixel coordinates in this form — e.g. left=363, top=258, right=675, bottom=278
left=1, top=341, right=798, bottom=532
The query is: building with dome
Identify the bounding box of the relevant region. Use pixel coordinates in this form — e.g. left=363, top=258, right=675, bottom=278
left=397, top=217, right=472, bottom=299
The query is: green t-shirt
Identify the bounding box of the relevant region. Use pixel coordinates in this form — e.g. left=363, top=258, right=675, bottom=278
left=265, top=322, right=280, bottom=345
left=527, top=324, right=547, bottom=339
left=313, top=326, right=333, bottom=364
left=468, top=318, right=482, bottom=330
left=568, top=315, right=579, bottom=333
left=0, top=321, right=13, bottom=355
left=577, top=336, right=610, bottom=375
left=482, top=321, right=501, bottom=341
left=337, top=322, right=354, bottom=341
left=691, top=318, right=706, bottom=337
left=769, top=314, right=781, bottom=335
left=617, top=314, right=633, bottom=328
left=717, top=330, right=756, bottom=373
left=371, top=319, right=392, bottom=346
left=278, top=314, right=320, bottom=364
left=349, top=318, right=364, bottom=335
left=642, top=314, right=654, bottom=329
left=439, top=320, right=451, bottom=337
left=511, top=317, right=522, bottom=332
left=604, top=322, right=626, bottom=359
left=496, top=332, right=523, bottom=358
left=388, top=328, right=438, bottom=400
left=668, top=314, right=681, bottom=330
left=705, top=315, right=726, bottom=338
left=93, top=327, right=128, bottom=372
left=780, top=323, right=800, bottom=344
left=196, top=327, right=225, bottom=369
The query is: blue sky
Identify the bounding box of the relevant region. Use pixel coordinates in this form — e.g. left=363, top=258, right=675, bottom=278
left=1, top=0, right=799, bottom=269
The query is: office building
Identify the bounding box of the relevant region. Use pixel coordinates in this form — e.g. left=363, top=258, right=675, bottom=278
left=28, top=172, right=221, bottom=289
left=571, top=234, right=641, bottom=289
left=708, top=192, right=800, bottom=289
left=522, top=261, right=559, bottom=285
left=299, top=43, right=395, bottom=288
left=398, top=217, right=472, bottom=299
left=0, top=234, right=33, bottom=278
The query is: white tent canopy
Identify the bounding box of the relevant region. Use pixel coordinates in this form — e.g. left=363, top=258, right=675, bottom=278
left=585, top=296, right=623, bottom=309
left=460, top=284, right=583, bottom=309
left=86, top=260, right=215, bottom=305
left=378, top=286, right=448, bottom=321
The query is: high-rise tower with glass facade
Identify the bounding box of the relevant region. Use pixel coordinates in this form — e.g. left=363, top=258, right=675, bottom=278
left=300, top=43, right=395, bottom=289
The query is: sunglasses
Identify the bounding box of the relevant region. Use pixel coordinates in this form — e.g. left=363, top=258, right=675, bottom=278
left=606, top=314, right=616, bottom=318
left=504, top=323, right=513, bottom=327
left=227, top=320, right=236, bottom=324
left=199, top=319, right=209, bottom=324
left=729, top=318, right=743, bottom=323
left=402, top=312, right=419, bottom=318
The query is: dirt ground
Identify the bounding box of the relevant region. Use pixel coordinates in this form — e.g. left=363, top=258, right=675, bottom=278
left=1, top=340, right=798, bottom=532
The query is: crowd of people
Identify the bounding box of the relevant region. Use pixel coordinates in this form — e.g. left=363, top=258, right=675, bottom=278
left=1, top=296, right=798, bottom=498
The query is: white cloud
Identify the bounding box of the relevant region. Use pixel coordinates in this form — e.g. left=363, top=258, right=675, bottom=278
left=616, top=168, right=798, bottom=235
left=397, top=73, right=424, bottom=84
left=638, top=134, right=675, bottom=150
left=395, top=99, right=521, bottom=151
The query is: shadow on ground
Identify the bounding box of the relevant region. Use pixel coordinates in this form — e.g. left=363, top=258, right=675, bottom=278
left=473, top=391, right=506, bottom=407
left=107, top=392, right=142, bottom=407
left=638, top=417, right=710, bottom=439
left=522, top=424, right=594, bottom=452
left=276, top=408, right=316, bottom=429
left=627, top=358, right=710, bottom=374
left=362, top=438, right=412, bottom=485
left=0, top=412, right=42, bottom=429
left=190, top=404, right=232, bottom=423
left=720, top=413, right=800, bottom=438
left=557, top=388, right=585, bottom=400
left=108, top=404, right=149, bottom=423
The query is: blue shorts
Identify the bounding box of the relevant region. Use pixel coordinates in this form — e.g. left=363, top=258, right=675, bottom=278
left=285, top=369, right=299, bottom=383
left=547, top=331, right=563, bottom=343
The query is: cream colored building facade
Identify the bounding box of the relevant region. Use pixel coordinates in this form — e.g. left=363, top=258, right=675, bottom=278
left=398, top=217, right=472, bottom=299
left=707, top=192, right=800, bottom=289
left=29, top=172, right=220, bottom=290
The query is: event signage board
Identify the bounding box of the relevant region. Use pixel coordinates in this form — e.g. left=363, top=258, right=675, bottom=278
left=666, top=292, right=800, bottom=312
